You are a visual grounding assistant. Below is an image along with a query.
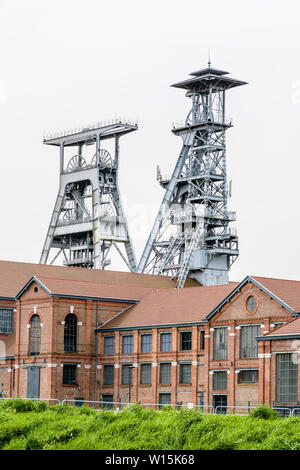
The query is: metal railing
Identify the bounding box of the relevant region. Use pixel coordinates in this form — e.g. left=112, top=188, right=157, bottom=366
left=1, top=396, right=300, bottom=418
left=0, top=397, right=61, bottom=405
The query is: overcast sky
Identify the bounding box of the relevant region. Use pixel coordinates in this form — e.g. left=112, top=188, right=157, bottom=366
left=0, top=0, right=300, bottom=282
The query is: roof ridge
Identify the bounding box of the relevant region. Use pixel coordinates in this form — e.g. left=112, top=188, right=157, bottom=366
left=36, top=275, right=170, bottom=290
left=253, top=275, right=300, bottom=283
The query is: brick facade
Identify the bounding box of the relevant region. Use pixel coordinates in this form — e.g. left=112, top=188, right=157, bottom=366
left=0, top=275, right=299, bottom=411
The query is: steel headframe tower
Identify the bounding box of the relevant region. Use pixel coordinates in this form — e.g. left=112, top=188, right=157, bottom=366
left=40, top=120, right=138, bottom=271
left=137, top=65, right=247, bottom=287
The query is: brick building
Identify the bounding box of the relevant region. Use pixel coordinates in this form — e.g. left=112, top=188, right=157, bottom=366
left=1, top=260, right=300, bottom=411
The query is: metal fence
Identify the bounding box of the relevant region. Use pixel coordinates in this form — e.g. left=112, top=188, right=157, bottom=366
left=1, top=396, right=300, bottom=417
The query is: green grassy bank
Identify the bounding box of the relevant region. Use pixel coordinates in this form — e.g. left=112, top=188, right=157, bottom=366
left=0, top=400, right=300, bottom=450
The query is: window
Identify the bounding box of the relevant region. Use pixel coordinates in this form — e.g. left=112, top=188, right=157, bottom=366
left=238, top=370, right=259, bottom=384
left=213, top=371, right=227, bottom=390
left=179, top=364, right=191, bottom=384
left=64, top=314, right=77, bottom=352
left=101, top=394, right=113, bottom=409
left=180, top=332, right=192, bottom=351
left=276, top=353, right=298, bottom=403
left=29, top=314, right=41, bottom=356
left=245, top=295, right=257, bottom=313
left=122, top=335, right=133, bottom=354
left=200, top=330, right=205, bottom=350
left=63, top=364, right=77, bottom=385
left=103, top=365, right=114, bottom=385
left=140, top=364, right=152, bottom=384
left=160, top=333, right=172, bottom=352
left=0, top=309, right=13, bottom=334
left=240, top=325, right=261, bottom=358
left=141, top=334, right=152, bottom=353
left=121, top=364, right=133, bottom=385
left=213, top=327, right=228, bottom=360
left=104, top=336, right=115, bottom=355
left=198, top=391, right=204, bottom=412
left=160, top=363, right=171, bottom=384
left=159, top=393, right=171, bottom=407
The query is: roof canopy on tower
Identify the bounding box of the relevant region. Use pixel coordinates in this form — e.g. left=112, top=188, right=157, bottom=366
left=171, top=66, right=248, bottom=93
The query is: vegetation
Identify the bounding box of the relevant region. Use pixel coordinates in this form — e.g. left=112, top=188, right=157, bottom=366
left=0, top=400, right=300, bottom=450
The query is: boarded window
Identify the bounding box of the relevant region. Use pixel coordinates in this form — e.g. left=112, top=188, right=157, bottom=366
left=29, top=314, right=41, bottom=356
left=240, top=325, right=261, bottom=358
left=213, top=328, right=228, bottom=360
left=0, top=309, right=13, bottom=334
left=276, top=353, right=298, bottom=403
left=64, top=314, right=77, bottom=352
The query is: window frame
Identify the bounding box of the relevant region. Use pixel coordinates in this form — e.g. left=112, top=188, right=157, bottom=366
left=180, top=331, right=192, bottom=351
left=121, top=364, right=133, bottom=385
left=62, top=364, right=78, bottom=385
left=141, top=334, right=152, bottom=353
left=0, top=308, right=13, bottom=334
left=140, top=363, right=152, bottom=385
left=213, top=327, right=228, bottom=360
left=237, top=369, right=259, bottom=384
left=158, top=392, right=171, bottom=407
left=64, top=313, right=78, bottom=353
left=199, top=330, right=205, bottom=350
left=179, top=363, right=192, bottom=384
left=213, top=371, right=228, bottom=390
left=29, top=314, right=41, bottom=356
left=240, top=325, right=261, bottom=359
left=276, top=353, right=298, bottom=403
left=159, top=362, right=171, bottom=384
left=122, top=335, right=133, bottom=354
left=103, top=364, right=114, bottom=385
left=160, top=332, right=172, bottom=352
left=104, top=336, right=115, bottom=355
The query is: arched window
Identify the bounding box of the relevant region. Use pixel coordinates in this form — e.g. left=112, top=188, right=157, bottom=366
left=64, top=314, right=77, bottom=352
left=29, top=314, right=41, bottom=356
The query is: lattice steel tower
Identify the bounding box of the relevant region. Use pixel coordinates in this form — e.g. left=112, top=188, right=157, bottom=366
left=137, top=65, right=247, bottom=287
left=40, top=120, right=137, bottom=270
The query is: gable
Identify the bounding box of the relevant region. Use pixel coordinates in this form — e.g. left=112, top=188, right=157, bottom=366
left=18, top=280, right=51, bottom=301
left=211, top=282, right=292, bottom=324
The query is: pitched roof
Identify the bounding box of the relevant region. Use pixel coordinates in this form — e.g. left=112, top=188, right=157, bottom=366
left=258, top=316, right=300, bottom=340
left=100, top=282, right=239, bottom=329
left=28, top=276, right=156, bottom=302
left=0, top=259, right=198, bottom=298
left=252, top=276, right=300, bottom=312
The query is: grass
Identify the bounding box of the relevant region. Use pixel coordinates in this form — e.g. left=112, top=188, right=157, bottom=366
left=0, top=400, right=300, bottom=450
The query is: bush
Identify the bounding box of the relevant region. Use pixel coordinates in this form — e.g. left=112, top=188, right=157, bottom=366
left=0, top=399, right=47, bottom=413
left=250, top=405, right=280, bottom=420
left=124, top=403, right=143, bottom=414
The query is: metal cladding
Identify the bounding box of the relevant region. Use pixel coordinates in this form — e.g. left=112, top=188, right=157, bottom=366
left=137, top=65, right=247, bottom=287
left=40, top=120, right=138, bottom=271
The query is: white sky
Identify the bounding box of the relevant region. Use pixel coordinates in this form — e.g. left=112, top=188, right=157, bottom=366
left=0, top=0, right=300, bottom=282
